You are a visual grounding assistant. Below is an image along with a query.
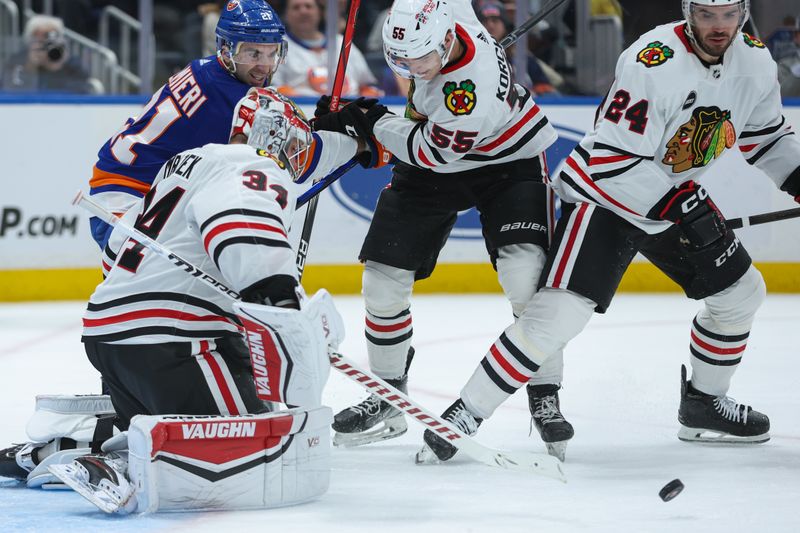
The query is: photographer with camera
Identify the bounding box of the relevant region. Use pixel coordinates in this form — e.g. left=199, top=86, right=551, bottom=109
left=1, top=15, right=97, bottom=94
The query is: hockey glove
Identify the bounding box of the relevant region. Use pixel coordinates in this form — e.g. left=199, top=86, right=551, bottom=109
left=312, top=98, right=390, bottom=140
left=780, top=166, right=800, bottom=203
left=649, top=181, right=726, bottom=249
left=356, top=136, right=395, bottom=169
left=313, top=95, right=376, bottom=117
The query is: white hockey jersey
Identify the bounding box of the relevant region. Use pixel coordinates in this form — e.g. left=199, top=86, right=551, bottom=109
left=82, top=133, right=357, bottom=344
left=552, top=22, right=800, bottom=233
left=373, top=0, right=558, bottom=174
left=271, top=34, right=379, bottom=97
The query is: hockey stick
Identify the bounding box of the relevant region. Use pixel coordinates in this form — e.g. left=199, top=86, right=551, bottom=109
left=329, top=354, right=565, bottom=480
left=298, top=0, right=569, bottom=209
left=72, top=191, right=566, bottom=480
left=499, top=0, right=568, bottom=48
left=297, top=159, right=358, bottom=208
left=296, top=0, right=361, bottom=279
left=727, top=206, right=800, bottom=230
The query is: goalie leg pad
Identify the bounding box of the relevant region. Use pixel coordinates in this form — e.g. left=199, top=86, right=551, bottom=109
left=17, top=394, right=117, bottom=487
left=127, top=408, right=332, bottom=513
left=235, top=289, right=342, bottom=407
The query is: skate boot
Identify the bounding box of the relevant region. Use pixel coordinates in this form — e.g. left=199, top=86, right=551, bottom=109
left=332, top=348, right=414, bottom=447
left=416, top=399, right=483, bottom=463
left=0, top=443, right=32, bottom=480
left=677, top=365, right=770, bottom=444
left=49, top=453, right=136, bottom=514
left=527, top=384, right=574, bottom=462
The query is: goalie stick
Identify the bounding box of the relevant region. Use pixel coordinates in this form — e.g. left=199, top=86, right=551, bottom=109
left=72, top=191, right=566, bottom=481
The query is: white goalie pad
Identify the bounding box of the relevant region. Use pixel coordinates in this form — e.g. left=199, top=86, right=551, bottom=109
left=26, top=394, right=116, bottom=443
left=23, top=394, right=118, bottom=488
left=127, top=407, right=333, bottom=513
left=234, top=289, right=344, bottom=407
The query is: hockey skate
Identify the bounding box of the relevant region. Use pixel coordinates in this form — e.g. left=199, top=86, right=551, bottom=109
left=48, top=453, right=136, bottom=514
left=527, top=384, right=574, bottom=462
left=416, top=399, right=482, bottom=464
left=677, top=365, right=770, bottom=444
left=332, top=348, right=414, bottom=447
left=0, top=443, right=31, bottom=480
left=332, top=375, right=409, bottom=447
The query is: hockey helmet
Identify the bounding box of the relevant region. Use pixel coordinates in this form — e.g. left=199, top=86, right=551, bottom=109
left=382, top=0, right=456, bottom=79
left=216, top=0, right=287, bottom=83
left=682, top=0, right=749, bottom=42
left=230, top=88, right=312, bottom=182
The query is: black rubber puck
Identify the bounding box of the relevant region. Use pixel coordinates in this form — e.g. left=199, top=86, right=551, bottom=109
left=659, top=479, right=684, bottom=502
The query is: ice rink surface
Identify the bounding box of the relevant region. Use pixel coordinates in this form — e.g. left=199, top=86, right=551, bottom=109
left=0, top=293, right=798, bottom=532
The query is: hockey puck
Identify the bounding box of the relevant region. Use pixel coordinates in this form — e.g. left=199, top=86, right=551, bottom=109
left=659, top=479, right=684, bottom=502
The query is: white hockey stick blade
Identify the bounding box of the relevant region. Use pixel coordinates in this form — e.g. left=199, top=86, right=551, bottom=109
left=330, top=352, right=566, bottom=482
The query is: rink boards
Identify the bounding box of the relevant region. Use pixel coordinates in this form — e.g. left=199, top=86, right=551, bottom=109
left=0, top=96, right=798, bottom=301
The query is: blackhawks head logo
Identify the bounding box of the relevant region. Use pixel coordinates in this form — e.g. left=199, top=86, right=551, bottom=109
left=637, top=41, right=674, bottom=68
left=663, top=106, right=736, bottom=173
left=742, top=32, right=765, bottom=49
left=443, top=79, right=476, bottom=116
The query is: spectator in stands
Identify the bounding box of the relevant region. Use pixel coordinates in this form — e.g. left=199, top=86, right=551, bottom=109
left=778, top=26, right=800, bottom=98
left=475, top=1, right=560, bottom=96
left=767, top=15, right=799, bottom=62
left=271, top=0, right=380, bottom=97
left=0, top=15, right=98, bottom=94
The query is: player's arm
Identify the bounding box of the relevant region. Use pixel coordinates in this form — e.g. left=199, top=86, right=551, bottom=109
left=372, top=110, right=491, bottom=169
left=190, top=163, right=300, bottom=308
left=566, top=63, right=676, bottom=219
left=293, top=131, right=361, bottom=185
left=737, top=74, right=800, bottom=203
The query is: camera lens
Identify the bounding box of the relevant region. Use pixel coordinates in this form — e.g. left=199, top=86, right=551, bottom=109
left=46, top=42, right=64, bottom=61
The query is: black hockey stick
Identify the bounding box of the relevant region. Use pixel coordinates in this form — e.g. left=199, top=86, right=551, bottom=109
left=727, top=206, right=800, bottom=230
left=499, top=0, right=569, bottom=48
left=296, top=0, right=361, bottom=280
left=71, top=191, right=566, bottom=480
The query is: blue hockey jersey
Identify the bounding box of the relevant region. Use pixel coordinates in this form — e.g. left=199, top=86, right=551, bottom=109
left=89, top=56, right=250, bottom=247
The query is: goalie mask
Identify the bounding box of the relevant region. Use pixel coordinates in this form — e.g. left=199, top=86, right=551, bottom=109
left=230, top=88, right=312, bottom=182
left=682, top=0, right=749, bottom=54
left=382, top=0, right=456, bottom=79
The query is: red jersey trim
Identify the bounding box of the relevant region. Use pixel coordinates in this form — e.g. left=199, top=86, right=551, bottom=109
left=441, top=24, right=475, bottom=75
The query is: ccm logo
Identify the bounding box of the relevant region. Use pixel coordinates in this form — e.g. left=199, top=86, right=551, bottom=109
left=500, top=221, right=547, bottom=232
left=714, top=237, right=740, bottom=267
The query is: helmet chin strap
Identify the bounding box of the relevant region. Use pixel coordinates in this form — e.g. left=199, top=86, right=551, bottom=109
left=439, top=29, right=457, bottom=71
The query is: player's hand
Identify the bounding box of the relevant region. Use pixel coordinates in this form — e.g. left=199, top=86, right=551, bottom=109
left=649, top=181, right=726, bottom=249
left=780, top=166, right=800, bottom=203
left=314, top=95, right=379, bottom=118
left=356, top=136, right=394, bottom=169
left=312, top=100, right=389, bottom=139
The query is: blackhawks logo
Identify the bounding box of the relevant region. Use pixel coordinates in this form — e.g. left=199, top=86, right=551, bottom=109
left=742, top=32, right=765, bottom=48
left=443, top=80, right=476, bottom=116
left=663, top=106, right=736, bottom=173
left=637, top=41, right=674, bottom=68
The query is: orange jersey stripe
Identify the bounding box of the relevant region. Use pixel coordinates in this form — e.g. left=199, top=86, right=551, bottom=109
left=90, top=166, right=152, bottom=194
